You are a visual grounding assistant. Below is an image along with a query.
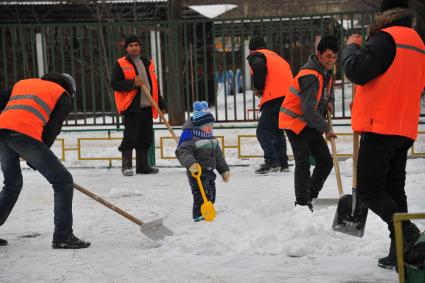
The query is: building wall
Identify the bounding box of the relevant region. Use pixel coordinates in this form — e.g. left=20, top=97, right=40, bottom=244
left=184, top=0, right=381, bottom=18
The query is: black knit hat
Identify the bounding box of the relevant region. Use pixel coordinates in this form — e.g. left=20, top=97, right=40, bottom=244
left=380, top=0, right=409, bottom=12
left=249, top=36, right=266, bottom=51
left=317, top=35, right=339, bottom=53
left=124, top=35, right=141, bottom=48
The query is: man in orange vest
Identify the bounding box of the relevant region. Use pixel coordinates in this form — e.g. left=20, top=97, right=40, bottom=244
left=247, top=36, right=293, bottom=174
left=111, top=35, right=166, bottom=176
left=343, top=0, right=424, bottom=269
left=279, top=36, right=338, bottom=211
left=0, top=73, right=90, bottom=249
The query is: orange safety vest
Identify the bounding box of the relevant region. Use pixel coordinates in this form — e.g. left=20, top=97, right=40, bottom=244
left=0, top=78, right=64, bottom=142
left=249, top=49, right=293, bottom=108
left=279, top=69, right=332, bottom=134
left=352, top=26, right=425, bottom=140
left=114, top=56, right=159, bottom=118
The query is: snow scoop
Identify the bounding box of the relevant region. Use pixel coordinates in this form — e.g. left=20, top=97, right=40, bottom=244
left=332, top=132, right=368, bottom=237
left=141, top=84, right=179, bottom=144
left=191, top=164, right=216, bottom=222
left=312, top=111, right=342, bottom=207
left=74, top=183, right=173, bottom=241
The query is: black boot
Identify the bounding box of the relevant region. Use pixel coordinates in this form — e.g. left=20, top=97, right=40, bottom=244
left=121, top=149, right=134, bottom=176
left=0, top=238, right=7, bottom=246
left=136, top=150, right=159, bottom=174
left=378, top=222, right=420, bottom=270
left=378, top=238, right=396, bottom=270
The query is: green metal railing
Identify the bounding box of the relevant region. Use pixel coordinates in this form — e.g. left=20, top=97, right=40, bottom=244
left=1, top=11, right=423, bottom=126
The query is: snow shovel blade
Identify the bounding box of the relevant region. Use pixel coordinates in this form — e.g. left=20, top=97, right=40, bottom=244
left=201, top=201, right=216, bottom=222
left=311, top=198, right=339, bottom=207
left=140, top=218, right=173, bottom=241
left=332, top=194, right=368, bottom=237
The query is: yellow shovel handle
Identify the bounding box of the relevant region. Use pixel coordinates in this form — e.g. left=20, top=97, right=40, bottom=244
left=191, top=164, right=209, bottom=204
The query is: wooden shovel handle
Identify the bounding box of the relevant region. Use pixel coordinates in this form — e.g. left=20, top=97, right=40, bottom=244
left=327, top=110, right=344, bottom=197
left=74, top=183, right=144, bottom=226
left=141, top=84, right=179, bottom=144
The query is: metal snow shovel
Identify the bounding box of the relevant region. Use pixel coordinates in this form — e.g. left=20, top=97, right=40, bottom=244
left=312, top=111, right=342, bottom=207
left=74, top=183, right=173, bottom=241
left=191, top=164, right=216, bottom=222
left=141, top=84, right=179, bottom=144
left=332, top=132, right=368, bottom=237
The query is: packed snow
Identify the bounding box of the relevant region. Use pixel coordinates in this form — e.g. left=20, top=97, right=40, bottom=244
left=1, top=86, right=425, bottom=282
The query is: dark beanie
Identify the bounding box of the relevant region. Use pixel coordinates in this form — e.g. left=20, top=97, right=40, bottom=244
left=317, top=35, right=339, bottom=53
left=124, top=35, right=141, bottom=48
left=380, top=0, right=409, bottom=12
left=249, top=36, right=266, bottom=51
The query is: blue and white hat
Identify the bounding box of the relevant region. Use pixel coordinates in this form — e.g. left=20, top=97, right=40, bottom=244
left=191, top=101, right=215, bottom=127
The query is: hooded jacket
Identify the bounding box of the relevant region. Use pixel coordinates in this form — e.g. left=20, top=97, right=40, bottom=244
left=281, top=55, right=334, bottom=134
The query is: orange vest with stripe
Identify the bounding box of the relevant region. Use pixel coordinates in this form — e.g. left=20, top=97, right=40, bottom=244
left=352, top=26, right=425, bottom=140
left=0, top=78, right=64, bottom=142
left=114, top=56, right=159, bottom=118
left=279, top=69, right=332, bottom=134
left=250, top=49, right=293, bottom=108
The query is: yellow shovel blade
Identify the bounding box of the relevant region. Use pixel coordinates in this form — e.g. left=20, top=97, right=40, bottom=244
left=201, top=201, right=216, bottom=222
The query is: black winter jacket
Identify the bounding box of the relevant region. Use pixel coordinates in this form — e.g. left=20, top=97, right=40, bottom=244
left=343, top=8, right=415, bottom=86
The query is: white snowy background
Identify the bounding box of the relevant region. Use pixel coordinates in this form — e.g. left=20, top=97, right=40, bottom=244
left=0, top=86, right=424, bottom=283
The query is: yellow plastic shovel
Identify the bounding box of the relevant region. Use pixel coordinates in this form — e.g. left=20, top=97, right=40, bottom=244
left=191, top=164, right=216, bottom=222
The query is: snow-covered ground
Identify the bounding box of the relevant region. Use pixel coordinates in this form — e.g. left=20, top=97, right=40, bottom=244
left=1, top=137, right=425, bottom=283
left=1, top=86, right=425, bottom=282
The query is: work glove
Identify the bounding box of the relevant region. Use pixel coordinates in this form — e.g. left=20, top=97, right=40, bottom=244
left=221, top=171, right=230, bottom=183
left=189, top=163, right=201, bottom=174
left=325, top=131, right=337, bottom=141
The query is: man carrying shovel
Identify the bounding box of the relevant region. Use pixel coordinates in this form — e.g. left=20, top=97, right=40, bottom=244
left=111, top=35, right=166, bottom=176
left=343, top=0, right=424, bottom=270
left=279, top=36, right=338, bottom=211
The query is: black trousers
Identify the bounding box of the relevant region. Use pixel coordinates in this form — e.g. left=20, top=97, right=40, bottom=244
left=118, top=107, right=153, bottom=152
left=187, top=170, right=216, bottom=219
left=256, top=97, right=288, bottom=167
left=356, top=132, right=414, bottom=234
left=285, top=127, right=333, bottom=202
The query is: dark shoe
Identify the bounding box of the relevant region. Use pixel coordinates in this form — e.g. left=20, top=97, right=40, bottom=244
left=122, top=150, right=134, bottom=176
left=0, top=238, right=8, bottom=246
left=194, top=216, right=204, bottom=222
left=255, top=164, right=280, bottom=174
left=280, top=165, right=290, bottom=172
left=136, top=150, right=159, bottom=174
left=52, top=234, right=91, bottom=249
left=295, top=199, right=313, bottom=212
left=378, top=238, right=396, bottom=270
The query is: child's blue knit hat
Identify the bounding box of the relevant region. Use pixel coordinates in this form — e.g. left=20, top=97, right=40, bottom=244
left=191, top=101, right=215, bottom=127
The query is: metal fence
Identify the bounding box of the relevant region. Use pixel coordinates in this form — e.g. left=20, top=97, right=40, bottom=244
left=1, top=11, right=423, bottom=126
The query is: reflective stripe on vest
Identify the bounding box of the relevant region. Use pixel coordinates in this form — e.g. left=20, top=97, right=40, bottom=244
left=279, top=68, right=331, bottom=134
left=114, top=56, right=160, bottom=118
left=352, top=26, right=425, bottom=140
left=250, top=49, right=293, bottom=108
left=0, top=79, right=64, bottom=141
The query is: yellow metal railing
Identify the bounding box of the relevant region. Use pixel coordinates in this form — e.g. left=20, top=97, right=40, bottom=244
left=52, top=131, right=425, bottom=163
left=393, top=212, right=425, bottom=283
